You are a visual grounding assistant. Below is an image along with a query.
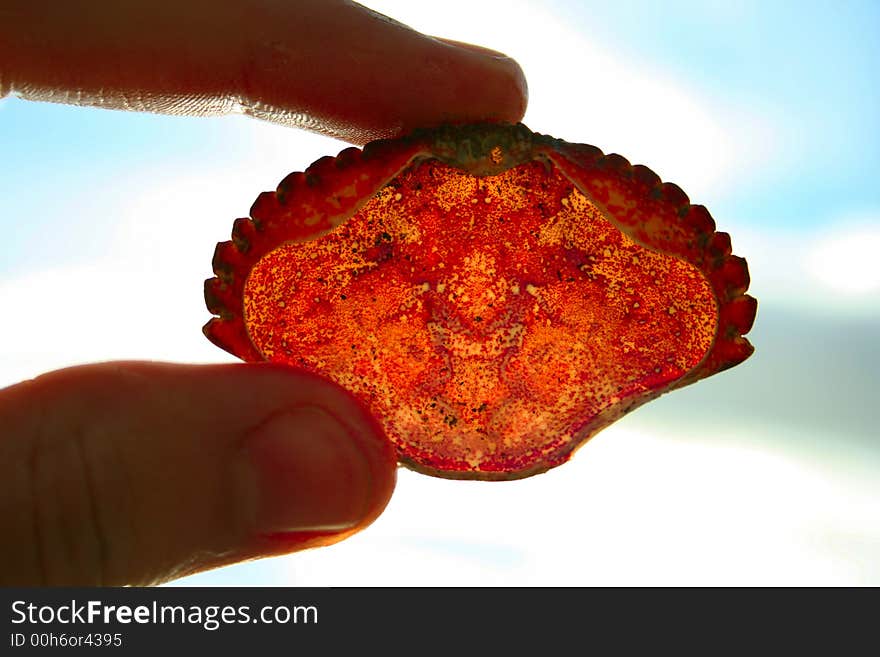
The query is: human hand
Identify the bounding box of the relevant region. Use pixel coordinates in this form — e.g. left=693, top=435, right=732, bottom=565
left=0, top=0, right=528, bottom=585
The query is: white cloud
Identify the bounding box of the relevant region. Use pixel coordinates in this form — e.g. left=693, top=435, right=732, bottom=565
left=804, top=219, right=880, bottom=296
left=734, top=217, right=880, bottom=316
left=259, top=426, right=880, bottom=586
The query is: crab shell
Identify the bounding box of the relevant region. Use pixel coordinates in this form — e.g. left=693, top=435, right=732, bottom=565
left=204, top=123, right=756, bottom=480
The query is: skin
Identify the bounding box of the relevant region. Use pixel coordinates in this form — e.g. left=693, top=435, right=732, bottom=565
left=0, top=0, right=528, bottom=585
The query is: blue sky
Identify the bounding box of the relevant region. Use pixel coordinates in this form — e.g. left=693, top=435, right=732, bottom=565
left=559, top=0, right=880, bottom=229
left=2, top=0, right=878, bottom=585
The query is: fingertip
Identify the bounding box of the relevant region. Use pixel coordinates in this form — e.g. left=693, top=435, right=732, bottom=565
left=231, top=366, right=398, bottom=558
left=433, top=36, right=529, bottom=123
left=180, top=362, right=399, bottom=568
left=239, top=2, right=529, bottom=143
left=240, top=404, right=398, bottom=557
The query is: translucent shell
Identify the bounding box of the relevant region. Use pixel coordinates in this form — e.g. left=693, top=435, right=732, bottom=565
left=204, top=123, right=756, bottom=480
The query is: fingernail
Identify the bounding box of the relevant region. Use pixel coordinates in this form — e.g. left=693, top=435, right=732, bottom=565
left=237, top=406, right=373, bottom=535
left=435, top=37, right=513, bottom=60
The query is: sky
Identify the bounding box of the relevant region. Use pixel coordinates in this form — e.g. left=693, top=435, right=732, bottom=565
left=1, top=0, right=878, bottom=585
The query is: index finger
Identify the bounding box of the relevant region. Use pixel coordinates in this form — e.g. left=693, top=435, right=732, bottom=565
left=0, top=0, right=528, bottom=144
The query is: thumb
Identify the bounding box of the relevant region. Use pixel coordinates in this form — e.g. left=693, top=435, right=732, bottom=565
left=0, top=361, right=397, bottom=586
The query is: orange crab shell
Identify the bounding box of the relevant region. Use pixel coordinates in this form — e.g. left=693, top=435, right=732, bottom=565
left=204, top=123, right=756, bottom=480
